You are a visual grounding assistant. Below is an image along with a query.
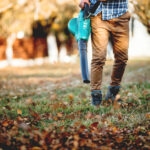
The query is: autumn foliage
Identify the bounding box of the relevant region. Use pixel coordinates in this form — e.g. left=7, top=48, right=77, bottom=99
left=0, top=118, right=150, bottom=149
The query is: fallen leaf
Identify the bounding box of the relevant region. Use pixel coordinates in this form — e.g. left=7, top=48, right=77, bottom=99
left=25, top=98, right=33, bottom=105
left=66, top=114, right=75, bottom=119
left=5, top=105, right=11, bottom=110
left=17, top=116, right=23, bottom=122
left=99, top=146, right=112, bottom=150
left=145, top=113, right=150, bottom=118
left=118, top=113, right=122, bottom=120
left=73, top=140, right=79, bottom=148
left=20, top=145, right=27, bottom=150
left=53, top=116, right=58, bottom=121
left=57, top=112, right=63, bottom=118
left=2, top=121, right=9, bottom=127
left=59, top=126, right=65, bottom=131
left=112, top=126, right=118, bottom=132
left=68, top=94, right=74, bottom=100
left=90, top=122, right=99, bottom=128
left=116, top=136, right=123, bottom=143
left=79, top=125, right=86, bottom=132
left=31, top=147, right=41, bottom=150
left=17, top=109, right=22, bottom=115
left=74, top=121, right=81, bottom=127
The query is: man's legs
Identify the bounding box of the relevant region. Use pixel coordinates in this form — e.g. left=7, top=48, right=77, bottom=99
left=111, top=13, right=130, bottom=86
left=91, top=14, right=109, bottom=91
left=90, top=14, right=109, bottom=105
left=105, top=12, right=130, bottom=101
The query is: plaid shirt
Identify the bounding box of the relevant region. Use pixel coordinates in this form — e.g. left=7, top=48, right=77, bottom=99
left=90, top=0, right=128, bottom=20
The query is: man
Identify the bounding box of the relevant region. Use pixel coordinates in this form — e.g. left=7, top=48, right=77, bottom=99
left=79, top=0, right=130, bottom=105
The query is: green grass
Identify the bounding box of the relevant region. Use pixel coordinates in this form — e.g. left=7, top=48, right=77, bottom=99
left=0, top=60, right=150, bottom=131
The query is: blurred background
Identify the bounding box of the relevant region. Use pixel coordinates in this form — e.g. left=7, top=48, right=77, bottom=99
left=0, top=0, right=150, bottom=68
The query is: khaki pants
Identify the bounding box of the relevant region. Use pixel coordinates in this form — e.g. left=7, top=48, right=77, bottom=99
left=91, top=12, right=130, bottom=91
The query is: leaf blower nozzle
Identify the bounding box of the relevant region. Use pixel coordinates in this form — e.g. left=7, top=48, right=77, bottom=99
left=78, top=39, right=90, bottom=83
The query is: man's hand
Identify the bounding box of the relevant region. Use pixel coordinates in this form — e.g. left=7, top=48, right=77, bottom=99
left=79, top=0, right=108, bottom=9
left=79, top=0, right=90, bottom=9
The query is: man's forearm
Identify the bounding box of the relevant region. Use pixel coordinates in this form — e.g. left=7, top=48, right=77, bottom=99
left=79, top=0, right=90, bottom=9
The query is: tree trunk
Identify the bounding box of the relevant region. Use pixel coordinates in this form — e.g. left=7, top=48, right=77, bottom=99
left=6, top=33, right=16, bottom=65
left=87, top=36, right=92, bottom=74
left=47, top=34, right=58, bottom=63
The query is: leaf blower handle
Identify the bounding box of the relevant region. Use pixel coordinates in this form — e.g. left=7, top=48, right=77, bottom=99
left=83, top=3, right=90, bottom=19
left=83, top=1, right=100, bottom=19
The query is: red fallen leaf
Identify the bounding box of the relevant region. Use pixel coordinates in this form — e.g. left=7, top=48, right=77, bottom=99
left=80, top=139, right=86, bottom=146
left=30, top=111, right=40, bottom=119
left=116, top=136, right=123, bottom=143
left=90, top=122, right=99, bottom=128
left=59, top=126, right=65, bottom=131
left=79, top=125, right=86, bottom=132
left=118, top=113, right=122, bottom=120
left=2, top=120, right=9, bottom=127
left=146, top=97, right=150, bottom=101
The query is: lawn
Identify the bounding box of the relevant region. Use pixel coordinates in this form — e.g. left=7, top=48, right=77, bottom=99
left=0, top=59, right=150, bottom=150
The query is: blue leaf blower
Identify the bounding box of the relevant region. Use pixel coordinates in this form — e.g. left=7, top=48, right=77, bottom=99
left=68, top=4, right=91, bottom=83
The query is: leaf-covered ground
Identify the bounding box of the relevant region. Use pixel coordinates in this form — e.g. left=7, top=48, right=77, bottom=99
left=0, top=60, right=150, bottom=150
